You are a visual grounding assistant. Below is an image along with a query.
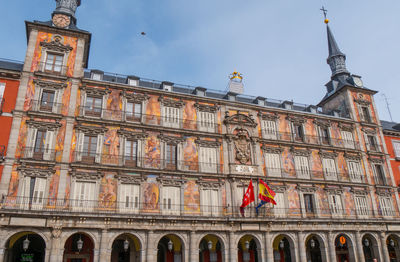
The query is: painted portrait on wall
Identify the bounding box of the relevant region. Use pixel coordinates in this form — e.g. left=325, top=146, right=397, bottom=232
left=311, top=150, right=323, bottom=179
left=183, top=101, right=196, bottom=130
left=145, top=95, right=160, bottom=125
left=98, top=173, right=117, bottom=210
left=47, top=169, right=60, bottom=207
left=282, top=148, right=295, bottom=177
left=144, top=133, right=161, bottom=169
left=103, top=128, right=120, bottom=165
left=183, top=180, right=200, bottom=214
left=287, top=185, right=300, bottom=216
left=106, top=89, right=122, bottom=121
left=183, top=137, right=198, bottom=171
left=142, top=175, right=160, bottom=212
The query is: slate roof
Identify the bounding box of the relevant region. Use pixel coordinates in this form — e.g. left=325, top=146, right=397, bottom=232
left=0, top=59, right=23, bottom=72
left=381, top=120, right=400, bottom=133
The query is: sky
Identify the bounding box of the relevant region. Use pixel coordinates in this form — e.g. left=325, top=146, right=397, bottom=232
left=0, top=0, right=399, bottom=122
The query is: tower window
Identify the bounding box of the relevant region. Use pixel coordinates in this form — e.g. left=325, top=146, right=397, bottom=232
left=44, top=53, right=63, bottom=73
left=361, top=106, right=372, bottom=123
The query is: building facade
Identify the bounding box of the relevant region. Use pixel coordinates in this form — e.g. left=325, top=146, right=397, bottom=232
left=0, top=1, right=399, bottom=262
left=382, top=121, right=400, bottom=190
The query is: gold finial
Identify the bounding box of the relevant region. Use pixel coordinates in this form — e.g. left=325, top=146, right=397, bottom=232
left=320, top=6, right=329, bottom=24
left=229, top=71, right=243, bottom=81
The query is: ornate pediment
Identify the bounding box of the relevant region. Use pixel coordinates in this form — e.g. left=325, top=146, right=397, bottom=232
left=375, top=188, right=393, bottom=197
left=26, top=119, right=62, bottom=131
left=354, top=94, right=371, bottom=106
left=117, top=129, right=148, bottom=140
left=158, top=95, right=185, bottom=108
left=223, top=111, right=257, bottom=128
left=344, top=153, right=362, bottom=161
left=195, top=138, right=221, bottom=148
left=71, top=171, right=102, bottom=181
left=362, top=128, right=377, bottom=135
left=123, top=92, right=149, bottom=103
left=117, top=174, right=144, bottom=184
left=286, top=115, right=306, bottom=125
left=297, top=185, right=316, bottom=193
left=270, top=185, right=287, bottom=193
left=33, top=79, right=67, bottom=89
left=198, top=178, right=223, bottom=189
left=194, top=102, right=219, bottom=113
left=75, top=123, right=108, bottom=135
left=314, top=119, right=331, bottom=128
left=40, top=36, right=73, bottom=53
left=261, top=145, right=283, bottom=154
left=258, top=112, right=279, bottom=121
left=324, top=186, right=343, bottom=195
left=80, top=85, right=110, bottom=97
left=157, top=176, right=184, bottom=187
left=319, top=150, right=338, bottom=159
left=368, top=157, right=384, bottom=164
left=18, top=166, right=55, bottom=178
left=158, top=134, right=185, bottom=145
left=291, top=147, right=311, bottom=157
left=338, top=123, right=355, bottom=132
left=351, top=187, right=369, bottom=195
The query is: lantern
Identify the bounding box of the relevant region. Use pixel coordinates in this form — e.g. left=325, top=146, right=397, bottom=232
left=390, top=238, right=395, bottom=247
left=77, top=236, right=83, bottom=252
left=279, top=240, right=284, bottom=249
left=22, top=236, right=30, bottom=252
left=124, top=239, right=129, bottom=252
left=310, top=239, right=315, bottom=249
left=363, top=238, right=369, bottom=247
left=245, top=241, right=250, bottom=250
left=208, top=241, right=212, bottom=250
left=168, top=240, right=173, bottom=251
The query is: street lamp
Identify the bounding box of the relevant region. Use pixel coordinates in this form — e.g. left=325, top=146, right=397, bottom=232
left=23, top=236, right=30, bottom=252
left=168, top=240, right=173, bottom=252
left=390, top=238, right=395, bottom=248
left=310, top=239, right=315, bottom=249
left=363, top=238, right=369, bottom=247
left=245, top=241, right=250, bottom=250
left=77, top=235, right=83, bottom=252
left=279, top=240, right=284, bottom=249
left=208, top=241, right=213, bottom=250
left=124, top=239, right=129, bottom=252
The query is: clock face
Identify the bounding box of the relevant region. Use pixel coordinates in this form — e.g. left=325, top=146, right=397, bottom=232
left=353, top=77, right=363, bottom=87
left=52, top=14, right=71, bottom=28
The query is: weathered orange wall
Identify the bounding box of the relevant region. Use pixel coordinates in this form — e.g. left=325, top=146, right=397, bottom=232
left=384, top=135, right=400, bottom=187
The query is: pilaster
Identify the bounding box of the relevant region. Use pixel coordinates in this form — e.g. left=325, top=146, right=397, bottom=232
left=355, top=231, right=365, bottom=262
left=327, top=231, right=336, bottom=262
left=297, top=231, right=306, bottom=262
left=379, top=232, right=390, bottom=262
left=190, top=231, right=198, bottom=262
left=264, top=231, right=273, bottom=262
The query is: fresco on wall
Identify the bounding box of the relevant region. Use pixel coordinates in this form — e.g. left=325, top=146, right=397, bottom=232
left=278, top=115, right=291, bottom=140
left=221, top=185, right=227, bottom=215
left=311, top=150, right=323, bottom=179
left=217, top=111, right=222, bottom=133
left=182, top=137, right=198, bottom=171
left=60, top=82, right=72, bottom=116
left=103, top=128, right=120, bottom=165
left=64, top=173, right=71, bottom=207
left=306, top=119, right=318, bottom=144
left=282, top=148, right=295, bottom=177
left=23, top=78, right=35, bottom=111
left=183, top=180, right=200, bottom=214
left=15, top=118, right=28, bottom=158
left=287, top=185, right=300, bottom=216
left=7, top=166, right=19, bottom=200
left=47, top=169, right=60, bottom=207
left=105, top=89, right=122, bottom=121
left=317, top=186, right=330, bottom=216
left=342, top=187, right=356, bottom=217
left=98, top=173, right=117, bottom=210
left=337, top=153, right=349, bottom=181
left=144, top=133, right=161, bottom=169
left=70, top=129, right=77, bottom=162
left=142, top=175, right=159, bottom=212
left=330, top=122, right=342, bottom=147
left=75, top=88, right=81, bottom=117
left=145, top=95, right=160, bottom=125
left=183, top=101, right=196, bottom=130
left=55, top=120, right=66, bottom=162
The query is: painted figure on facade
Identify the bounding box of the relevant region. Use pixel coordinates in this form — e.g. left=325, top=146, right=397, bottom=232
left=143, top=177, right=159, bottom=211
left=184, top=180, right=200, bottom=213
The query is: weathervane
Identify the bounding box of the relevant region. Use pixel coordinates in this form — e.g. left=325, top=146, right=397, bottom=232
left=320, top=6, right=329, bottom=24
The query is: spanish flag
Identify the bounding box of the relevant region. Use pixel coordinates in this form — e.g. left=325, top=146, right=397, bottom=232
left=256, top=179, right=276, bottom=214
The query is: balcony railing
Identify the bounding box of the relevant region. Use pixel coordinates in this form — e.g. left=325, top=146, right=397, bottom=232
left=73, top=152, right=223, bottom=174
left=20, top=147, right=56, bottom=161
left=28, top=99, right=63, bottom=114
left=1, top=196, right=397, bottom=220
left=366, top=143, right=384, bottom=153
left=36, top=62, right=68, bottom=76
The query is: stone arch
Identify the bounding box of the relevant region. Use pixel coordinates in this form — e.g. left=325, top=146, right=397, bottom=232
left=386, top=233, right=400, bottom=261
left=237, top=234, right=263, bottom=262
left=63, top=231, right=96, bottom=262
left=107, top=232, right=145, bottom=251
left=3, top=231, right=47, bottom=262
left=61, top=230, right=98, bottom=250
left=272, top=233, right=297, bottom=262
left=1, top=229, right=49, bottom=249
left=110, top=233, right=143, bottom=262
left=361, top=233, right=380, bottom=261
left=333, top=233, right=356, bottom=262
left=156, top=233, right=186, bottom=262
left=305, top=233, right=328, bottom=262
left=198, top=233, right=226, bottom=262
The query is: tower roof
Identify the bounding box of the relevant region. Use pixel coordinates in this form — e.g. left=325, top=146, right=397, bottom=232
left=327, top=25, right=345, bottom=59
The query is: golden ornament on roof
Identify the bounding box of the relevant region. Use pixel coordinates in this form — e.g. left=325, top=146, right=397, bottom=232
left=324, top=19, right=329, bottom=24
left=230, top=71, right=243, bottom=81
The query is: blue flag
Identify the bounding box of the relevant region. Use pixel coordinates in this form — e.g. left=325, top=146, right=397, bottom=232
left=255, top=200, right=266, bottom=215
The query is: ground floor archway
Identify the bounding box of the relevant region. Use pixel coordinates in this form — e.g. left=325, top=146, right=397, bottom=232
left=362, top=234, right=379, bottom=262
left=63, top=233, right=94, bottom=262
left=305, top=235, right=323, bottom=262
left=335, top=234, right=356, bottom=262
left=4, top=232, right=46, bottom=262
left=199, top=234, right=224, bottom=262
left=157, top=234, right=183, bottom=262
left=111, top=233, right=142, bottom=262
left=237, top=235, right=260, bottom=262
left=272, top=235, right=295, bottom=262
left=387, top=234, right=400, bottom=262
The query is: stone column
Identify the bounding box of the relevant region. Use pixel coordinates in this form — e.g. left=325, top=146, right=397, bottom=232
left=297, top=231, right=306, bottom=262
left=229, top=231, right=236, bottom=262
left=190, top=231, right=198, bottom=262
left=49, top=228, right=62, bottom=261
left=327, top=231, right=336, bottom=262
left=264, top=231, right=274, bottom=262
left=355, top=231, right=365, bottom=262
left=146, top=230, right=155, bottom=262
left=0, top=248, right=5, bottom=262
left=98, top=229, right=110, bottom=262
left=379, top=232, right=390, bottom=262
left=44, top=248, right=51, bottom=262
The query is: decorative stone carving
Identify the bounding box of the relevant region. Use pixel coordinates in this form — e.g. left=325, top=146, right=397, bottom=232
left=72, top=171, right=102, bottom=181
left=375, top=188, right=392, bottom=197
left=116, top=174, right=143, bottom=184
left=354, top=94, right=371, bottom=106
left=33, top=79, right=67, bottom=89
left=314, top=119, right=331, bottom=128
left=117, top=129, right=148, bottom=140
left=158, top=134, right=185, bottom=145
left=271, top=185, right=287, bottom=193
left=261, top=145, right=283, bottom=154
left=194, top=102, right=219, bottom=113
left=75, top=123, right=107, bottom=135
left=158, top=95, right=185, bottom=108
left=258, top=112, right=279, bottom=121
left=51, top=226, right=62, bottom=239
left=223, top=111, right=257, bottom=128
left=198, top=179, right=223, bottom=189
left=123, top=92, right=149, bottom=103
left=368, top=157, right=384, bottom=164
left=195, top=138, right=221, bottom=148
left=233, top=128, right=251, bottom=164
left=319, top=150, right=338, bottom=159
left=362, top=128, right=377, bottom=135
left=344, top=153, right=362, bottom=161
left=291, top=147, right=311, bottom=157
left=338, top=123, right=355, bottom=132
left=80, top=85, right=110, bottom=97
left=297, top=185, right=316, bottom=193
left=40, top=35, right=73, bottom=52
left=158, top=176, right=184, bottom=187
left=351, top=187, right=369, bottom=195
left=26, top=119, right=62, bottom=131
left=325, top=187, right=343, bottom=195
left=18, top=166, right=55, bottom=178
left=286, top=115, right=306, bottom=125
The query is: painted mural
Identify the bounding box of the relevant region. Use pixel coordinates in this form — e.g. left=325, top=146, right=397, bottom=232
left=23, top=78, right=35, bottom=111
left=287, top=184, right=300, bottom=216
left=337, top=153, right=349, bottom=181
left=55, top=120, right=67, bottom=162
left=61, top=82, right=72, bottom=116
left=282, top=148, right=295, bottom=177
left=342, top=187, right=356, bottom=217
left=47, top=168, right=60, bottom=207
left=7, top=166, right=19, bottom=200
left=183, top=180, right=200, bottom=214
left=15, top=117, right=28, bottom=158
left=183, top=101, right=196, bottom=130
left=64, top=173, right=71, bottom=206
left=142, top=175, right=159, bottom=212
left=306, top=119, right=318, bottom=144
left=105, top=89, right=123, bottom=121
left=330, top=122, right=342, bottom=147
left=98, top=173, right=117, bottom=210
left=145, top=95, right=160, bottom=125
left=70, top=129, right=77, bottom=162
left=103, top=128, right=120, bottom=165
left=311, top=150, right=323, bottom=179
left=182, top=137, right=198, bottom=171
left=278, top=115, right=290, bottom=140
left=144, top=133, right=161, bottom=169
left=316, top=186, right=330, bottom=216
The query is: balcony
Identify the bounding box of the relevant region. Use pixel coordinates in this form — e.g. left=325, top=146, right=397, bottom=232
left=1, top=196, right=394, bottom=220
left=36, top=62, right=68, bottom=76
left=28, top=99, right=63, bottom=114
left=366, top=143, right=383, bottom=153
left=20, top=147, right=56, bottom=161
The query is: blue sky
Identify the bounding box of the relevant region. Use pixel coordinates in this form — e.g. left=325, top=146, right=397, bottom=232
left=1, top=0, right=399, bottom=122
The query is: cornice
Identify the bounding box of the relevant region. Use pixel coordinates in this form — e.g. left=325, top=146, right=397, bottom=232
left=75, top=123, right=108, bottom=134
left=26, top=118, right=62, bottom=130
left=258, top=112, right=279, bottom=121
left=158, top=95, right=185, bottom=108
left=158, top=134, right=185, bottom=145
left=117, top=128, right=148, bottom=140
left=195, top=138, right=221, bottom=148
left=33, top=78, right=67, bottom=89
left=261, top=145, right=283, bottom=154
left=123, top=91, right=150, bottom=103
left=223, top=111, right=257, bottom=128
left=319, top=150, right=338, bottom=159
left=80, top=85, right=110, bottom=97
left=194, top=102, right=219, bottom=113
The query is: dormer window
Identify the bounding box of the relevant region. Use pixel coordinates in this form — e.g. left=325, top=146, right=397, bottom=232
left=161, top=81, right=173, bottom=92
left=92, top=73, right=102, bottom=81
left=90, top=70, right=104, bottom=81
left=361, top=106, right=372, bottom=123
left=44, top=53, right=63, bottom=74
left=127, top=76, right=139, bottom=86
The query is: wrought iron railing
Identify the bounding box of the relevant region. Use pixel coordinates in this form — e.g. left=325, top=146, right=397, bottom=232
left=1, top=196, right=397, bottom=220
left=36, top=62, right=68, bottom=76
left=20, top=147, right=57, bottom=161
left=28, top=99, right=63, bottom=114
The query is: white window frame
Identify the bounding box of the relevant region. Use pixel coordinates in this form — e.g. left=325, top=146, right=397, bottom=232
left=124, top=99, right=143, bottom=122
left=119, top=183, right=140, bottom=213
left=322, top=158, right=338, bottom=181
left=379, top=196, right=394, bottom=217
left=392, top=140, right=400, bottom=159
left=341, top=130, right=355, bottom=149
left=328, top=193, right=343, bottom=217
left=20, top=176, right=48, bottom=210
left=199, top=147, right=218, bottom=173
left=162, top=186, right=181, bottom=215
left=347, top=160, right=363, bottom=183
left=43, top=51, right=65, bottom=74
left=198, top=111, right=216, bottom=133
left=0, top=82, right=5, bottom=99
left=294, top=155, right=311, bottom=179
left=264, top=152, right=282, bottom=177
left=76, top=132, right=104, bottom=163
left=291, top=122, right=305, bottom=142
left=26, top=127, right=55, bottom=161
left=300, top=192, right=318, bottom=217
left=372, top=164, right=387, bottom=186
left=261, top=120, right=278, bottom=140
left=273, top=192, right=286, bottom=217
left=162, top=105, right=181, bottom=128
left=317, top=126, right=331, bottom=145
left=354, top=195, right=369, bottom=217
left=71, top=181, right=97, bottom=212
left=201, top=188, right=220, bottom=217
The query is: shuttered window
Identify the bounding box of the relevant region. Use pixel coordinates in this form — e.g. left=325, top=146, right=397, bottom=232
left=261, top=120, right=277, bottom=140
left=265, top=153, right=281, bottom=177
left=126, top=102, right=142, bottom=122
left=163, top=106, right=180, bottom=128
left=348, top=161, right=363, bottom=183
left=355, top=196, right=368, bottom=216
left=162, top=186, right=181, bottom=215
left=379, top=197, right=394, bottom=217
left=329, top=194, right=343, bottom=216
left=21, top=177, right=47, bottom=210
left=199, top=147, right=217, bottom=173
left=373, top=164, right=386, bottom=186
left=198, top=111, right=216, bottom=132
left=273, top=192, right=285, bottom=217
left=119, top=184, right=140, bottom=213
left=341, top=131, right=355, bottom=149
left=201, top=189, right=219, bottom=217
left=393, top=141, right=400, bottom=158
left=294, top=156, right=310, bottom=179
left=322, top=158, right=337, bottom=181
left=73, top=181, right=96, bottom=212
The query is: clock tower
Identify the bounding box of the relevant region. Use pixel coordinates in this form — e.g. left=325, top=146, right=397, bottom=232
left=52, top=0, right=81, bottom=28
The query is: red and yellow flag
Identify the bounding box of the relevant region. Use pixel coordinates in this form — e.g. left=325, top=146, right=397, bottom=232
left=258, top=179, right=276, bottom=205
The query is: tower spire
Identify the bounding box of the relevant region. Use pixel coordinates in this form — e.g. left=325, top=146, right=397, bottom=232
left=321, top=7, right=350, bottom=78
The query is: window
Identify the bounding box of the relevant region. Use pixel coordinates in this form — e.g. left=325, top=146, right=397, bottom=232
left=322, top=158, right=337, bottom=181
left=294, top=155, right=310, bottom=179
left=261, top=120, right=277, bottom=140
left=33, top=130, right=46, bottom=159
left=355, top=195, right=368, bottom=216
left=292, top=124, right=304, bottom=142
left=44, top=53, right=63, bottom=73
left=341, top=131, right=355, bottom=149
left=393, top=141, right=400, bottom=158
left=347, top=161, right=363, bottom=183
left=162, top=186, right=180, bottom=215
left=329, top=194, right=343, bottom=216
left=72, top=181, right=96, bottom=212
left=0, top=83, right=5, bottom=99
left=76, top=133, right=103, bottom=164
left=199, top=147, right=218, bottom=173
left=367, top=135, right=378, bottom=151
left=85, top=96, right=102, bottom=117
left=119, top=184, right=140, bottom=213
left=319, top=127, right=330, bottom=145
left=21, top=177, right=47, bottom=210
left=124, top=140, right=138, bottom=167
left=379, top=196, right=394, bottom=217
left=26, top=129, right=55, bottom=161
left=40, top=90, right=55, bottom=112
left=127, top=78, right=138, bottom=86
left=201, top=189, right=219, bottom=216
left=303, top=194, right=315, bottom=214
left=91, top=73, right=102, bottom=81
left=361, top=106, right=372, bottom=123
left=165, top=144, right=177, bottom=170
left=265, top=153, right=281, bottom=177
left=162, top=106, right=180, bottom=128
left=198, top=111, right=216, bottom=132
left=273, top=192, right=285, bottom=217
left=125, top=102, right=142, bottom=122
left=373, top=164, right=386, bottom=186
